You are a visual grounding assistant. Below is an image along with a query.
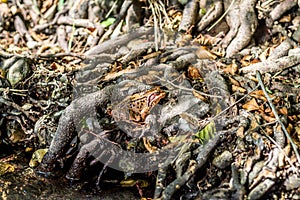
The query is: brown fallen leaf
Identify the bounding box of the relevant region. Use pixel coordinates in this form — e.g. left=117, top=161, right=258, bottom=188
left=250, top=90, right=268, bottom=101
left=188, top=66, right=202, bottom=80
left=192, top=90, right=206, bottom=101
left=242, top=98, right=262, bottom=112
left=277, top=107, right=288, bottom=115
left=195, top=46, right=217, bottom=60
left=228, top=76, right=240, bottom=87
left=223, top=62, right=238, bottom=75
left=260, top=112, right=276, bottom=123
left=232, top=85, right=247, bottom=93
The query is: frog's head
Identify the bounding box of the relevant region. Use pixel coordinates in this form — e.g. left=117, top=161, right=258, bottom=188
left=128, top=87, right=166, bottom=122
left=147, top=87, right=166, bottom=108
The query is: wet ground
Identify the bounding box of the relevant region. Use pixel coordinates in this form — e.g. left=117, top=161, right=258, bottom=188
left=0, top=154, right=141, bottom=200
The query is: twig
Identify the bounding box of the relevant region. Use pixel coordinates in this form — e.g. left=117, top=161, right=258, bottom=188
left=0, top=51, right=85, bottom=61
left=209, top=84, right=260, bottom=121
left=178, top=0, right=198, bottom=32
left=0, top=97, right=37, bottom=122
left=0, top=50, right=15, bottom=58
left=36, top=52, right=86, bottom=60
left=32, top=8, right=69, bottom=32
left=256, top=71, right=300, bottom=164
left=207, top=0, right=236, bottom=32
left=149, top=0, right=159, bottom=51
left=264, top=133, right=298, bottom=174
left=161, top=132, right=222, bottom=200
left=0, top=88, right=28, bottom=93
left=85, top=27, right=153, bottom=55
left=100, top=0, right=132, bottom=43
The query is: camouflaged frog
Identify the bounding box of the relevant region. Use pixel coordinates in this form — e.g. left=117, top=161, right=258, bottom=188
left=111, top=86, right=166, bottom=123
left=37, top=65, right=210, bottom=181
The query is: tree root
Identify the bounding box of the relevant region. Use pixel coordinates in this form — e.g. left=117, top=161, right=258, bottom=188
left=85, top=27, right=153, bottom=55
left=266, top=0, right=298, bottom=27
left=223, top=0, right=258, bottom=57
left=197, top=0, right=223, bottom=32
left=240, top=54, right=300, bottom=74
left=178, top=0, right=198, bottom=32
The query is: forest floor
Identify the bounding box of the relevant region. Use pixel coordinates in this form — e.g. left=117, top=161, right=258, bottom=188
left=1, top=0, right=300, bottom=199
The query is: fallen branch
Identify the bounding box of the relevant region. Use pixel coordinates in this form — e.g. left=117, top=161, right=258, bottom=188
left=160, top=133, right=222, bottom=200
left=267, top=39, right=293, bottom=60
left=32, top=8, right=69, bottom=32
left=153, top=75, right=222, bottom=98
left=99, top=0, right=132, bottom=42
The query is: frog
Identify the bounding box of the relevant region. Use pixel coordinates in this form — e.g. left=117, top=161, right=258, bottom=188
left=61, top=82, right=166, bottom=180
left=109, top=85, right=166, bottom=140
left=37, top=64, right=210, bottom=181
left=112, top=86, right=166, bottom=124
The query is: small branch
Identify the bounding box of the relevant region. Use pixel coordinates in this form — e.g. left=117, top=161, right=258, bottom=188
left=36, top=52, right=86, bottom=60
left=209, top=84, right=260, bottom=121
left=0, top=97, right=37, bottom=122
left=161, top=132, right=222, bottom=200
left=99, top=0, right=132, bottom=42
left=32, top=8, right=69, bottom=32
left=0, top=88, right=28, bottom=93
left=256, top=71, right=300, bottom=165
left=267, top=39, right=293, bottom=60
left=206, top=0, right=232, bottom=32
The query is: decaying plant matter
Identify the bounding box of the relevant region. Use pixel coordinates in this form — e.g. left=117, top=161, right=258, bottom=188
left=1, top=0, right=300, bottom=199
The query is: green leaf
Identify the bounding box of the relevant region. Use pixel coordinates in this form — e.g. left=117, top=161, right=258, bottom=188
left=101, top=18, right=116, bottom=28
left=195, top=121, right=216, bottom=144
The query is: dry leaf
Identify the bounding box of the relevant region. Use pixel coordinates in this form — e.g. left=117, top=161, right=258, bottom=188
left=296, top=125, right=300, bottom=141
left=236, top=126, right=245, bottom=138
left=278, top=107, right=288, bottom=115
left=243, top=98, right=261, bottom=112
left=228, top=76, right=240, bottom=86
left=261, top=113, right=276, bottom=123
left=50, top=62, right=65, bottom=73
left=264, top=107, right=275, bottom=117
left=192, top=34, right=222, bottom=46
left=196, top=46, right=217, bottom=59
left=288, top=115, right=298, bottom=122
left=188, top=66, right=202, bottom=80
left=279, top=14, right=291, bottom=23
left=232, top=85, right=246, bottom=93
left=223, top=62, right=238, bottom=75
left=250, top=90, right=268, bottom=101
left=286, top=123, right=293, bottom=134
left=240, top=55, right=252, bottom=66
left=249, top=115, right=260, bottom=131
left=266, top=126, right=273, bottom=136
